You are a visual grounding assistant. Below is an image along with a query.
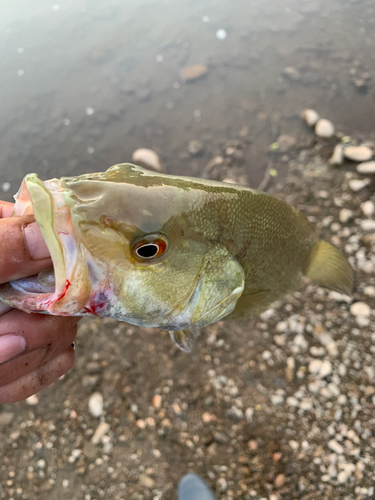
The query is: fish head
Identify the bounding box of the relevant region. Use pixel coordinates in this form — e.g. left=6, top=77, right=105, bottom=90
left=1, top=164, right=245, bottom=347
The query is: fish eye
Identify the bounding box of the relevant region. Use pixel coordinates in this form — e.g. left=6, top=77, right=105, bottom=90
left=132, top=234, right=168, bottom=261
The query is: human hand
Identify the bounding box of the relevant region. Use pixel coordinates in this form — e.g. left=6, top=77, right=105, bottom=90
left=0, top=201, right=80, bottom=403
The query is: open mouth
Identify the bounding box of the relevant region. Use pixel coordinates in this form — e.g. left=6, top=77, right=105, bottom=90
left=0, top=174, right=91, bottom=315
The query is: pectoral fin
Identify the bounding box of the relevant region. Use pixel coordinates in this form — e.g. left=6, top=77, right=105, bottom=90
left=166, top=244, right=245, bottom=351
left=169, top=328, right=199, bottom=352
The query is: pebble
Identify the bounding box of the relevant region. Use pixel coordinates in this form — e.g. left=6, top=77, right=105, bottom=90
left=85, top=107, right=95, bottom=116
left=87, top=361, right=102, bottom=374
left=152, top=394, right=162, bottom=408
left=361, top=200, right=374, bottom=216
left=188, top=140, right=204, bottom=156
left=364, top=286, right=375, bottom=297
left=339, top=209, right=354, bottom=224
left=131, top=148, right=163, bottom=172
left=344, top=146, right=373, bottom=162
left=88, top=392, right=104, bottom=418
left=271, top=394, right=284, bottom=405
left=276, top=134, right=296, bottom=152
left=283, top=66, right=300, bottom=81
left=26, top=394, right=39, bottom=406
left=274, top=473, right=286, bottom=488
left=329, top=144, right=344, bottom=166
left=350, top=302, right=371, bottom=317
left=315, top=119, right=335, bottom=138
left=357, top=161, right=375, bottom=174
left=286, top=396, right=299, bottom=407
left=348, top=178, right=370, bottom=191
left=1, top=182, right=11, bottom=193
left=180, top=65, right=207, bottom=82
left=360, top=219, right=375, bottom=231
left=308, top=359, right=332, bottom=379
left=0, top=412, right=14, bottom=425
left=91, top=422, right=110, bottom=445
left=139, top=474, right=155, bottom=488
left=216, top=29, right=227, bottom=40
left=301, top=109, right=320, bottom=127
left=328, top=439, right=344, bottom=454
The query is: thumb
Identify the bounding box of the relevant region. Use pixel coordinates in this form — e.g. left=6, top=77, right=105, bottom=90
left=0, top=215, right=52, bottom=284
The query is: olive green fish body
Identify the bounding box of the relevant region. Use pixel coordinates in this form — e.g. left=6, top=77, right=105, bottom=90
left=0, top=164, right=352, bottom=351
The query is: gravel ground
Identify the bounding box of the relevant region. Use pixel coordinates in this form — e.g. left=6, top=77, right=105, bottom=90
left=0, top=137, right=375, bottom=500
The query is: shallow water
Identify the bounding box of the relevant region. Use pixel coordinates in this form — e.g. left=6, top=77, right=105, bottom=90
left=1, top=0, right=375, bottom=200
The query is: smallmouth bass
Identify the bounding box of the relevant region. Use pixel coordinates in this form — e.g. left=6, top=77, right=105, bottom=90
left=0, top=164, right=353, bottom=351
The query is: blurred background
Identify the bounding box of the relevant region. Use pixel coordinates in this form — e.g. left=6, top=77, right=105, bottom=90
left=1, top=0, right=375, bottom=196
left=1, top=2, right=375, bottom=500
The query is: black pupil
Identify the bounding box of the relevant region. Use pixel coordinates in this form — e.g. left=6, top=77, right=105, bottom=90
left=136, top=243, right=159, bottom=258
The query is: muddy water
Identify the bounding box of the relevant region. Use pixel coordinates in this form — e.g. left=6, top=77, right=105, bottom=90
left=1, top=0, right=375, bottom=201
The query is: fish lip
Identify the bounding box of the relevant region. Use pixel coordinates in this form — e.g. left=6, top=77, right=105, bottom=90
left=9, top=174, right=91, bottom=315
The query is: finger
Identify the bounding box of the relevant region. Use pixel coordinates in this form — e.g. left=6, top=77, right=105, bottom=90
left=0, top=347, right=75, bottom=403
left=0, top=309, right=79, bottom=351
left=0, top=215, right=53, bottom=284
left=0, top=322, right=77, bottom=387
left=0, top=201, right=14, bottom=218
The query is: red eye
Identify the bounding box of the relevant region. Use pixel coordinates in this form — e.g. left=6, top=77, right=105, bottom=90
left=132, top=234, right=168, bottom=261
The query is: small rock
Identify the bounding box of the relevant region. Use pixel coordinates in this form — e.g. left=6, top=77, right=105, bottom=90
left=350, top=302, right=371, bottom=317
left=214, top=431, right=229, bottom=444
left=271, top=394, right=284, bottom=405
left=216, top=29, right=227, bottom=40
left=283, top=66, right=300, bottom=81
left=188, top=140, right=204, bottom=156
left=276, top=134, right=296, bottom=152
left=339, top=209, right=354, bottom=224
left=364, top=286, right=375, bottom=297
left=87, top=361, right=102, bottom=374
left=26, top=394, right=39, bottom=406
left=315, top=119, right=335, bottom=138
left=82, top=375, right=99, bottom=389
left=320, top=360, right=333, bottom=378
left=300, top=398, right=313, bottom=411
left=301, top=109, right=320, bottom=127
left=139, top=474, right=155, bottom=488
left=274, top=473, right=286, bottom=488
left=91, top=422, right=110, bottom=445
left=361, top=201, right=374, bottom=216
left=344, top=146, right=373, bottom=162
left=88, top=392, right=104, bottom=418
left=357, top=161, right=375, bottom=174
left=329, top=144, right=344, bottom=166
left=287, top=396, right=299, bottom=407
left=132, top=148, right=163, bottom=172
left=202, top=412, right=216, bottom=423
left=180, top=65, right=207, bottom=82
left=360, top=219, right=375, bottom=231
left=152, top=394, right=162, bottom=408
left=0, top=412, right=14, bottom=425
left=83, top=441, right=97, bottom=459
left=349, top=178, right=371, bottom=192
left=309, top=359, right=323, bottom=375
left=328, top=439, right=344, bottom=454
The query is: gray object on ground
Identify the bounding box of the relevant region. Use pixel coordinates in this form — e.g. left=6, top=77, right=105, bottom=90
left=178, top=473, right=217, bottom=500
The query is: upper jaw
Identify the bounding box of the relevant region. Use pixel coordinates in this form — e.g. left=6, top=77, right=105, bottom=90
left=0, top=174, right=92, bottom=315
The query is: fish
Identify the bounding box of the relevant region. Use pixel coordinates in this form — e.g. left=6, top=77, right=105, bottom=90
left=0, top=164, right=353, bottom=352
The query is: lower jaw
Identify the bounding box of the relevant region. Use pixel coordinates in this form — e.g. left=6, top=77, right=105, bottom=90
left=0, top=174, right=92, bottom=315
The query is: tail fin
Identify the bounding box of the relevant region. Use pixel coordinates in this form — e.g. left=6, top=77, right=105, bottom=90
left=306, top=240, right=353, bottom=296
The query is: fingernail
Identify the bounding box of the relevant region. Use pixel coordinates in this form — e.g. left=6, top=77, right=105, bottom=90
left=0, top=335, right=27, bottom=364
left=23, top=222, right=50, bottom=260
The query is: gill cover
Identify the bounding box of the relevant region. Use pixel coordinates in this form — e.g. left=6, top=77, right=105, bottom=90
left=168, top=244, right=245, bottom=352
